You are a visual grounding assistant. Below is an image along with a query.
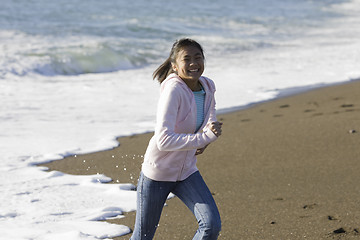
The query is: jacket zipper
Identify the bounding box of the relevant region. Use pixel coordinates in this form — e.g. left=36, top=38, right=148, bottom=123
left=177, top=77, right=208, bottom=181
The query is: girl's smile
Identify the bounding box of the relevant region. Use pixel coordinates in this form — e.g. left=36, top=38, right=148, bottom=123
left=172, top=46, right=204, bottom=91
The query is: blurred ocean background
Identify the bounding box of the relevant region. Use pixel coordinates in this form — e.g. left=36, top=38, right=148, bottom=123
left=1, top=0, right=359, bottom=239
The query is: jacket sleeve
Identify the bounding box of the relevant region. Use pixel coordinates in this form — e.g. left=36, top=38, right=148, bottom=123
left=155, top=83, right=217, bottom=152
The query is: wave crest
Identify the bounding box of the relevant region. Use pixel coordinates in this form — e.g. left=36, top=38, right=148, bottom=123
left=28, top=43, right=151, bottom=76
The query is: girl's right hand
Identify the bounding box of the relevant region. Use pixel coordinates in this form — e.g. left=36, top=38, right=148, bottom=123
left=210, top=121, right=223, bottom=137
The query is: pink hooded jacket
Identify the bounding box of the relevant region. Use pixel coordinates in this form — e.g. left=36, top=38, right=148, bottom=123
left=142, top=73, right=218, bottom=182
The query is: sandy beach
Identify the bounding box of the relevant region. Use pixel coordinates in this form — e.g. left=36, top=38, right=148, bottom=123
left=41, top=79, right=360, bottom=240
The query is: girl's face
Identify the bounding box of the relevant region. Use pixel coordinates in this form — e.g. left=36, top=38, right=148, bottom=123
left=172, top=46, right=204, bottom=84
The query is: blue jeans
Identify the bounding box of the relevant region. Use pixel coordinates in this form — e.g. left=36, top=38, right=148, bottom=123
left=130, top=171, right=221, bottom=240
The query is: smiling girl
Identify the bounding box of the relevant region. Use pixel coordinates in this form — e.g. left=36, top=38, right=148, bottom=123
left=130, top=38, right=222, bottom=240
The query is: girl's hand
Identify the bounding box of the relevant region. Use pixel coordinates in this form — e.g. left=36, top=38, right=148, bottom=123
left=195, top=144, right=208, bottom=155
left=210, top=121, right=223, bottom=137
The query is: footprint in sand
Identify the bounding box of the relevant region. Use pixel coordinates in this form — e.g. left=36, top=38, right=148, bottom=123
left=332, top=97, right=343, bottom=101
left=327, top=215, right=339, bottom=221
left=303, top=203, right=317, bottom=209
left=308, top=101, right=319, bottom=107
left=340, top=104, right=354, bottom=108
left=311, top=113, right=323, bottom=117
left=304, top=109, right=315, bottom=113
left=279, top=104, right=290, bottom=108
left=333, top=228, right=346, bottom=234
left=331, top=227, right=359, bottom=235
left=269, top=105, right=290, bottom=118
left=274, top=197, right=284, bottom=201
left=240, top=119, right=251, bottom=122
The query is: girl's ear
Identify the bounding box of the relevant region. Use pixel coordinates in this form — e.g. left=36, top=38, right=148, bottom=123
left=171, top=62, right=177, bottom=72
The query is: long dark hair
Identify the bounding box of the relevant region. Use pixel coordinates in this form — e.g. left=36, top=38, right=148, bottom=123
left=153, top=38, right=205, bottom=83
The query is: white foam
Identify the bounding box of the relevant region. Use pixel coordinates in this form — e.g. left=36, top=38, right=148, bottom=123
left=0, top=164, right=136, bottom=239
left=1, top=66, right=158, bottom=239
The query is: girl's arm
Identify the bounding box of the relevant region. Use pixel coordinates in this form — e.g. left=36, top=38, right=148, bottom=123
left=155, top=83, right=218, bottom=152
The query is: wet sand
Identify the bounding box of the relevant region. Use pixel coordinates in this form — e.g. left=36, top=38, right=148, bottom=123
left=41, top=79, right=360, bottom=239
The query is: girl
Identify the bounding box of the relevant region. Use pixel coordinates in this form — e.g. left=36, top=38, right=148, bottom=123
left=130, top=38, right=222, bottom=240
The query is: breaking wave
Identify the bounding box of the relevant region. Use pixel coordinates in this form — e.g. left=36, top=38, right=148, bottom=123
left=29, top=43, right=153, bottom=76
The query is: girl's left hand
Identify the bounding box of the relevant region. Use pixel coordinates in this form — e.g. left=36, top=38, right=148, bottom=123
left=210, top=121, right=223, bottom=137
left=195, top=144, right=209, bottom=155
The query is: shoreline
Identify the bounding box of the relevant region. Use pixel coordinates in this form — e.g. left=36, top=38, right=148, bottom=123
left=41, top=79, right=360, bottom=239
left=217, top=79, right=359, bottom=115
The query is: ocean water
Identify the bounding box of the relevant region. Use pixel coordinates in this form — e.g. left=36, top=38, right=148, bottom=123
left=1, top=0, right=360, bottom=239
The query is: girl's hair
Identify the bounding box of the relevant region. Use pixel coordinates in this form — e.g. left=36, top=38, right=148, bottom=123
left=153, top=38, right=205, bottom=83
